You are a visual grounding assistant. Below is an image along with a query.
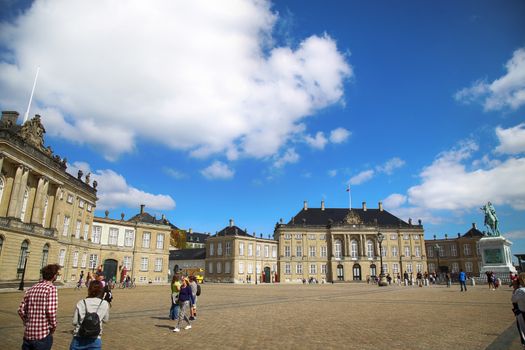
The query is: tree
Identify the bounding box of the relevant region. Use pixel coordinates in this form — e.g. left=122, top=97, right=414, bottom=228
left=170, top=229, right=187, bottom=249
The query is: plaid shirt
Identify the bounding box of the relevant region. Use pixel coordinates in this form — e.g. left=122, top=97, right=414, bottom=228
left=18, top=280, right=58, bottom=340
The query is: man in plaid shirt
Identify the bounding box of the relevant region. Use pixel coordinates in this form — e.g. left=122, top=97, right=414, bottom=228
left=18, top=264, right=61, bottom=350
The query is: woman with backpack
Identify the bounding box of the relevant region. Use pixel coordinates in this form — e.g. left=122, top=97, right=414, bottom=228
left=70, top=280, right=110, bottom=350
left=173, top=277, right=193, bottom=332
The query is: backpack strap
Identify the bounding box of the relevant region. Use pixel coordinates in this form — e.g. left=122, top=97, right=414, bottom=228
left=95, top=299, right=103, bottom=312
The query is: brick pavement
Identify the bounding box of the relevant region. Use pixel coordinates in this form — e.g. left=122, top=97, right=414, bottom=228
left=0, top=283, right=521, bottom=350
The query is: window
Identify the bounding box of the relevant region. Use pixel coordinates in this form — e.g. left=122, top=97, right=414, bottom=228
left=238, top=262, right=244, bottom=274
left=142, top=232, right=151, bottom=248
left=72, top=251, right=79, bottom=267
left=109, top=228, right=119, bottom=245
left=256, top=244, right=261, bottom=257
left=272, top=246, right=277, bottom=258
left=381, top=246, right=387, bottom=257
left=18, top=241, right=30, bottom=271
left=309, top=246, right=316, bottom=257
left=284, top=246, right=291, bottom=257
left=124, top=230, right=134, bottom=247
left=404, top=246, right=410, bottom=257
left=63, top=216, right=70, bottom=236
left=42, top=197, right=48, bottom=226
left=310, top=264, right=317, bottom=274
left=264, top=245, right=269, bottom=258
left=296, top=263, right=303, bottom=274
left=335, top=239, right=342, bottom=259
left=427, top=247, right=434, bottom=257
left=208, top=262, right=214, bottom=274
left=465, top=262, right=473, bottom=273
left=451, top=245, right=457, bottom=257
left=81, top=253, right=87, bottom=268
left=392, top=246, right=398, bottom=257
left=58, top=249, right=66, bottom=266
left=216, top=262, right=222, bottom=273
left=382, top=263, right=388, bottom=273
left=285, top=263, right=291, bottom=274
left=428, top=263, right=435, bottom=272
left=464, top=244, right=471, bottom=256
left=321, top=246, right=327, bottom=257
left=79, top=199, right=85, bottom=208
left=438, top=246, right=444, bottom=257
left=393, top=263, right=399, bottom=274
left=284, top=233, right=291, bottom=240
left=295, top=234, right=302, bottom=240
left=309, top=234, right=316, bottom=240
left=406, top=263, right=413, bottom=273
left=296, top=245, right=302, bottom=257
left=403, top=234, right=409, bottom=240
left=67, top=194, right=74, bottom=203
left=320, top=234, right=326, bottom=240
left=92, top=226, right=101, bottom=244
left=416, top=263, right=422, bottom=273
left=452, top=262, right=459, bottom=273
left=41, top=244, right=49, bottom=269
left=414, top=235, right=420, bottom=240
left=367, top=240, right=374, bottom=258
left=75, top=220, right=81, bottom=239
left=20, top=189, right=29, bottom=221
left=209, top=243, right=214, bottom=256
left=225, top=241, right=231, bottom=256
left=123, top=256, right=132, bottom=270
left=239, top=242, right=244, bottom=256
left=156, top=234, right=164, bottom=249
left=87, top=204, right=92, bottom=212
left=225, top=261, right=231, bottom=274
left=390, top=234, right=397, bottom=240
left=217, top=242, right=222, bottom=255
left=351, top=240, right=358, bottom=258
left=83, top=224, right=89, bottom=240
left=89, top=254, right=98, bottom=269
left=415, top=246, right=421, bottom=257
left=140, top=257, right=149, bottom=271
left=154, top=258, right=163, bottom=272
left=321, top=264, right=327, bottom=274
left=247, top=263, right=253, bottom=274
left=248, top=243, right=253, bottom=257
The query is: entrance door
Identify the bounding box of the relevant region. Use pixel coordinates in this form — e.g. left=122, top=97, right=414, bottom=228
left=103, top=259, right=118, bottom=282
left=264, top=267, right=271, bottom=283
left=352, top=264, right=361, bottom=281
left=370, top=264, right=377, bottom=277
left=337, top=264, right=344, bottom=281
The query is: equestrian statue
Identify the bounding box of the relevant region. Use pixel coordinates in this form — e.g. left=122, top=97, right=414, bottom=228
left=481, top=201, right=500, bottom=237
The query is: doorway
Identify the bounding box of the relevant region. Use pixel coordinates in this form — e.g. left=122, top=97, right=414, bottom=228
left=103, top=259, right=118, bottom=282
left=352, top=264, right=361, bottom=281
left=337, top=264, right=344, bottom=281
left=264, top=267, right=271, bottom=283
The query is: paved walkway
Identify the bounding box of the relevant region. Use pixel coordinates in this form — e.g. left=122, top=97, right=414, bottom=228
left=0, top=283, right=521, bottom=349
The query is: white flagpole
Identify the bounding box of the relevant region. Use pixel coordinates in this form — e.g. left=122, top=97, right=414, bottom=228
left=23, top=66, right=40, bottom=124
left=347, top=185, right=352, bottom=210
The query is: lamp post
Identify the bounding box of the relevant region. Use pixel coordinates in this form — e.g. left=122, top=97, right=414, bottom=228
left=18, top=249, right=31, bottom=291
left=377, top=232, right=388, bottom=286
left=434, top=244, right=441, bottom=280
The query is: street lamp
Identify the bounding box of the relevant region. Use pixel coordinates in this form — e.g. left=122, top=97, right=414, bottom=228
left=377, top=232, right=388, bottom=287
left=434, top=244, right=441, bottom=280
left=18, top=249, right=31, bottom=291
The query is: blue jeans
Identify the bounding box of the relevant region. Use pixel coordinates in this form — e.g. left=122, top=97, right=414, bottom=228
left=69, top=337, right=102, bottom=350
left=460, top=281, right=467, bottom=291
left=170, top=302, right=179, bottom=320
left=22, top=334, right=53, bottom=350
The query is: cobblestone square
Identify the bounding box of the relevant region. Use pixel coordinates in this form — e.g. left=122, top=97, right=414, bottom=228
left=0, top=283, right=520, bottom=350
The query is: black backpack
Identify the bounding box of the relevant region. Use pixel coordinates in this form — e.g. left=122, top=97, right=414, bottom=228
left=78, top=299, right=103, bottom=338
left=196, top=284, right=201, bottom=296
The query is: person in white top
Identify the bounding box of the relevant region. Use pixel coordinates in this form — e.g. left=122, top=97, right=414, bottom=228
left=511, top=273, right=525, bottom=348
left=70, top=280, right=110, bottom=350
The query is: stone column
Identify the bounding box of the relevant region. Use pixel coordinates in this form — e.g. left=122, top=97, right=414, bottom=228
left=0, top=154, right=4, bottom=175
left=31, top=176, right=47, bottom=224
left=343, top=234, right=348, bottom=257
left=16, top=167, right=30, bottom=219
left=7, top=165, right=24, bottom=217
left=360, top=234, right=366, bottom=257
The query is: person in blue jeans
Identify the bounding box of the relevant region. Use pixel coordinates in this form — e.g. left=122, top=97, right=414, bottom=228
left=459, top=269, right=467, bottom=292
left=170, top=274, right=181, bottom=321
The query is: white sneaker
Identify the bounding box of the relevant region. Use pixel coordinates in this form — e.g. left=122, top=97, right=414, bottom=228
left=173, top=328, right=180, bottom=332
left=184, top=325, right=192, bottom=330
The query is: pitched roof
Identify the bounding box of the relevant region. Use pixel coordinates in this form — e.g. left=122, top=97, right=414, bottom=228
left=286, top=208, right=412, bottom=228
left=462, top=225, right=484, bottom=238
left=169, top=248, right=206, bottom=260
left=127, top=212, right=171, bottom=225
left=215, top=225, right=252, bottom=237
left=186, top=232, right=209, bottom=243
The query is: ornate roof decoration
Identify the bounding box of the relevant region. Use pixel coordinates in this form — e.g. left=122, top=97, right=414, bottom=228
left=19, top=115, right=46, bottom=151
left=344, top=210, right=363, bottom=225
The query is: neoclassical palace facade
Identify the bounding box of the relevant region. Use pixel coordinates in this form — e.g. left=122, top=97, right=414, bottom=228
left=0, top=111, right=170, bottom=285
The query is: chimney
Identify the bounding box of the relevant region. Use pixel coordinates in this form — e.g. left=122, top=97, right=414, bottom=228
left=1, top=111, right=19, bottom=125
left=445, top=234, right=448, bottom=240
left=161, top=214, right=165, bottom=220
left=408, top=218, right=412, bottom=226
left=229, top=219, right=234, bottom=227
left=472, top=223, right=477, bottom=229
left=140, top=204, right=145, bottom=214
left=418, top=219, right=422, bottom=226
left=321, top=200, right=325, bottom=211
left=433, top=234, right=436, bottom=240
left=303, top=201, right=308, bottom=211
left=458, top=233, right=461, bottom=238
left=189, top=228, right=193, bottom=234
left=362, top=201, right=367, bottom=211
left=378, top=201, right=383, bottom=211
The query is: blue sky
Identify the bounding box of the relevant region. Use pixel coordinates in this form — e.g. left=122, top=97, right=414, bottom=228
left=1, top=1, right=524, bottom=252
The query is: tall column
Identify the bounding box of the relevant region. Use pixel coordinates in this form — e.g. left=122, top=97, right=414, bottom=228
left=0, top=154, right=4, bottom=175
left=343, top=234, right=348, bottom=257
left=31, top=176, right=46, bottom=224
left=360, top=234, right=366, bottom=257
left=15, top=167, right=30, bottom=219
left=7, top=165, right=24, bottom=217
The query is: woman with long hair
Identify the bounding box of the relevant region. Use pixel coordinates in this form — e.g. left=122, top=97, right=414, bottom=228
left=173, top=277, right=193, bottom=332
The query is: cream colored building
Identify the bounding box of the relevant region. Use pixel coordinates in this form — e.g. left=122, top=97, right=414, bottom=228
left=0, top=111, right=170, bottom=286
left=275, top=201, right=427, bottom=283
left=205, top=219, right=278, bottom=283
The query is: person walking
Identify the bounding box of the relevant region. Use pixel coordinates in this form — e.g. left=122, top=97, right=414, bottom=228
left=459, top=269, right=467, bottom=292
left=18, top=264, right=61, bottom=350
left=170, top=274, right=181, bottom=322
left=76, top=271, right=84, bottom=290
left=70, top=280, right=110, bottom=350
left=189, top=276, right=198, bottom=320
left=173, top=277, right=193, bottom=332
left=445, top=272, right=451, bottom=288
left=85, top=272, right=93, bottom=288
left=512, top=273, right=525, bottom=348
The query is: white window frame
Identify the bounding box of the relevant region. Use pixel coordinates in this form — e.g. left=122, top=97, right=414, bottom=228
left=296, top=263, right=303, bottom=274
left=140, top=257, right=149, bottom=271
left=272, top=246, right=277, bottom=258
left=296, top=245, right=302, bottom=257
left=209, top=243, right=215, bottom=256
left=20, top=189, right=29, bottom=221
left=225, top=261, right=231, bottom=274
left=285, top=263, right=291, bottom=274
left=217, top=242, right=222, bottom=255
left=321, top=246, right=327, bottom=257
left=89, top=254, right=98, bottom=269
left=216, top=262, right=222, bottom=273
left=465, top=261, right=473, bottom=273
left=451, top=245, right=457, bottom=257
left=264, top=245, right=269, bottom=258
left=239, top=242, right=244, bottom=256
left=225, top=241, right=231, bottom=256
left=415, top=246, right=421, bottom=257
left=367, top=240, right=374, bottom=259
left=58, top=248, right=66, bottom=266
left=109, top=227, right=119, bottom=245
left=392, top=246, right=398, bottom=257
left=124, top=230, right=134, bottom=247
left=123, top=256, right=132, bottom=270
left=142, top=232, right=151, bottom=248
left=81, top=253, right=87, bottom=268
left=238, top=262, right=244, bottom=274
left=72, top=251, right=79, bottom=267
left=156, top=233, right=164, bottom=249
left=248, top=243, right=253, bottom=257
left=247, top=263, right=253, bottom=274
left=284, top=246, right=291, bottom=257
left=92, top=225, right=101, bottom=244
left=75, top=220, right=81, bottom=239
left=154, top=258, right=162, bottom=272
left=63, top=216, right=70, bottom=236
left=256, top=244, right=261, bottom=257
left=310, top=264, right=317, bottom=274
left=309, top=246, right=316, bottom=257
left=335, top=239, right=342, bottom=259
left=404, top=246, right=411, bottom=257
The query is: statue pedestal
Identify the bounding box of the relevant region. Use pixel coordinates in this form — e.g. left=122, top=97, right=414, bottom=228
left=479, top=236, right=516, bottom=274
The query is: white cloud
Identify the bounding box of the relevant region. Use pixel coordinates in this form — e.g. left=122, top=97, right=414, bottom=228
left=377, top=157, right=405, bottom=175
left=505, top=230, right=525, bottom=240
left=455, top=47, right=525, bottom=111
left=163, top=167, right=187, bottom=180
left=495, top=123, right=525, bottom=155
left=383, top=193, right=407, bottom=209
left=327, top=169, right=337, bottom=177
left=329, top=127, right=351, bottom=143
left=0, top=0, right=352, bottom=161
left=200, top=161, right=235, bottom=180
left=273, top=148, right=299, bottom=168
left=67, top=161, right=176, bottom=210
left=304, top=131, right=328, bottom=149
left=349, top=169, right=374, bottom=185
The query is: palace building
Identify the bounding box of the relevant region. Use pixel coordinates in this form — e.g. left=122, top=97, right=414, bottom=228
left=274, top=201, right=427, bottom=283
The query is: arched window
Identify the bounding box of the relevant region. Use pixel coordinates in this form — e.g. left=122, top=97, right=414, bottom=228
left=17, top=240, right=30, bottom=278
left=367, top=240, right=374, bottom=258
left=334, top=239, right=342, bottom=259
left=20, top=188, right=29, bottom=221
left=41, top=244, right=50, bottom=269
left=42, top=196, right=49, bottom=226
left=351, top=240, right=358, bottom=258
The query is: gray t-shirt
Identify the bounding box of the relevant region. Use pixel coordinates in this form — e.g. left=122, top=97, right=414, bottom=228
left=72, top=297, right=110, bottom=337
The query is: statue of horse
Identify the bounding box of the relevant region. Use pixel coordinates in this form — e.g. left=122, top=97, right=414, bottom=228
left=481, top=202, right=500, bottom=236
